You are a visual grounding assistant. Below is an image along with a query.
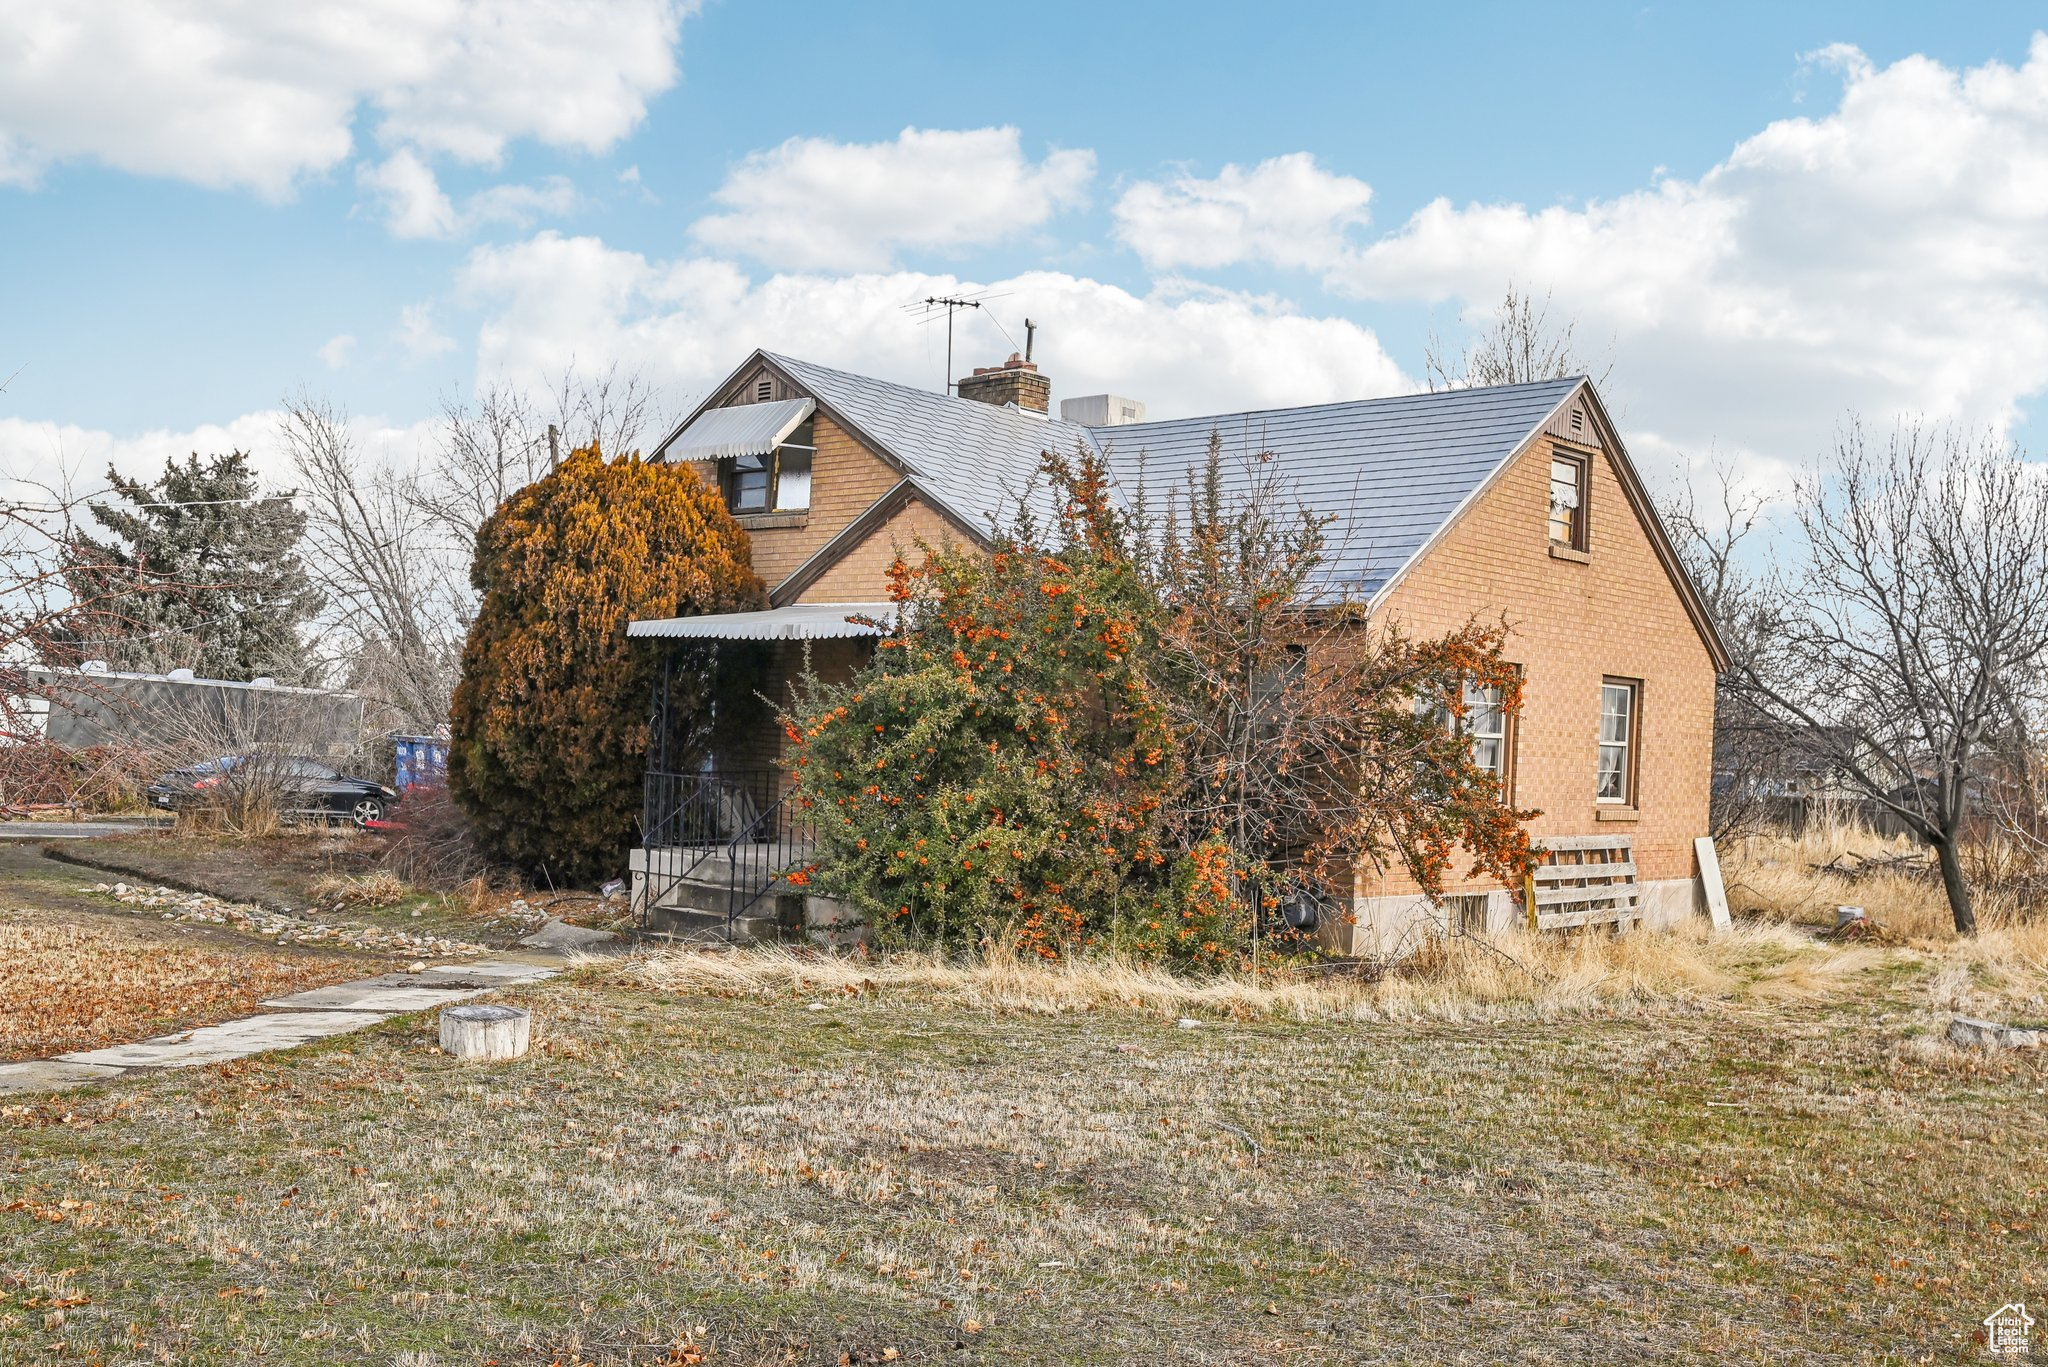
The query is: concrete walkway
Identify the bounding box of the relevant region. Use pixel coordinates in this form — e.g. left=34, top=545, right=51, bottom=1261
left=0, top=958, right=558, bottom=1096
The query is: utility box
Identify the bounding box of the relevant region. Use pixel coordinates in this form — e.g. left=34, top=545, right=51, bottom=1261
left=1060, top=394, right=1147, bottom=427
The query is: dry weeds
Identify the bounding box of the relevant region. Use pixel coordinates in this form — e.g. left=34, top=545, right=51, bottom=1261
left=620, top=920, right=1874, bottom=1024
left=1721, top=824, right=2048, bottom=1019
left=308, top=869, right=410, bottom=911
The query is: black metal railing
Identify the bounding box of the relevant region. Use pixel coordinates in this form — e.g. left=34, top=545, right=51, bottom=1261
left=638, top=768, right=817, bottom=932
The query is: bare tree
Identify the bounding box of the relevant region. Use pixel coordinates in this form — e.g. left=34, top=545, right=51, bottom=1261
left=1425, top=285, right=1611, bottom=391
left=423, top=364, right=669, bottom=543
left=547, top=360, right=667, bottom=460
left=0, top=465, right=195, bottom=740
left=417, top=381, right=551, bottom=545
left=281, top=364, right=671, bottom=737
left=279, top=394, right=470, bottom=732
left=1659, top=459, right=1787, bottom=837
left=1733, top=420, right=2048, bottom=934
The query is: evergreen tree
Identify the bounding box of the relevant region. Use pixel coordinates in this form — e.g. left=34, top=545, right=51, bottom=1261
left=63, top=451, right=323, bottom=682
left=449, top=445, right=764, bottom=885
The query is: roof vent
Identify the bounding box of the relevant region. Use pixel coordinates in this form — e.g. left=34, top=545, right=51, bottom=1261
left=1570, top=408, right=1584, bottom=435
left=250, top=676, right=277, bottom=689
left=166, top=668, right=197, bottom=682
left=1060, top=394, right=1147, bottom=428
left=79, top=659, right=108, bottom=673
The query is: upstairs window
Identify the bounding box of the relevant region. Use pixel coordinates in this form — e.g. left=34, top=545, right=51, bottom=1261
left=720, top=419, right=814, bottom=515
left=1597, top=678, right=1639, bottom=804
left=1549, top=451, right=1588, bottom=549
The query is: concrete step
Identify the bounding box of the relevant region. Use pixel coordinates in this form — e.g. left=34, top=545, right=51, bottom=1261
left=651, top=873, right=736, bottom=916
left=643, top=903, right=780, bottom=944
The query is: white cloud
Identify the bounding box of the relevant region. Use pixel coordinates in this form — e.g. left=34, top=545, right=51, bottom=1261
left=359, top=151, right=582, bottom=239
left=1326, top=38, right=2048, bottom=471
left=1112, top=153, right=1375, bottom=272
left=358, top=150, right=459, bottom=239
left=318, top=334, right=357, bottom=371
left=691, top=127, right=1096, bottom=271
left=465, top=177, right=579, bottom=230
left=397, top=304, right=456, bottom=360
left=458, top=232, right=1411, bottom=422
left=0, top=410, right=437, bottom=507
left=0, top=2, right=691, bottom=198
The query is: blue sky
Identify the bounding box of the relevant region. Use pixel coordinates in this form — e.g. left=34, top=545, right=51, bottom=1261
left=5, top=2, right=2048, bottom=491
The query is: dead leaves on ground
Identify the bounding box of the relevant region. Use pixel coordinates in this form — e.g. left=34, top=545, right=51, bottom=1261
left=0, top=917, right=379, bottom=1060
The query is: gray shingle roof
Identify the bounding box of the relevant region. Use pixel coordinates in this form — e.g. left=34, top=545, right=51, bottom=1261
left=1094, top=378, right=1585, bottom=597
left=766, top=352, right=1095, bottom=533
left=758, top=352, right=1583, bottom=600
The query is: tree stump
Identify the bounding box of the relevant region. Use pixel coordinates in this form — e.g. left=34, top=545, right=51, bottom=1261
left=438, top=1004, right=531, bottom=1060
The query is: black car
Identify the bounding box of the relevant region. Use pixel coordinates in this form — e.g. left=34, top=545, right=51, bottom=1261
left=146, top=755, right=400, bottom=827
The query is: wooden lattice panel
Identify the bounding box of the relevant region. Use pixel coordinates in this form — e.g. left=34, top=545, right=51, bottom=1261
left=1523, top=835, right=1639, bottom=932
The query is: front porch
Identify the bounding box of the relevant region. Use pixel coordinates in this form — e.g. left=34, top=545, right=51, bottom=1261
left=627, top=602, right=890, bottom=942
left=630, top=766, right=818, bottom=942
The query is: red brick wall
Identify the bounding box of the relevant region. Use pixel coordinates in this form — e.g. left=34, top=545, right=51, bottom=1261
left=1370, top=431, right=1717, bottom=892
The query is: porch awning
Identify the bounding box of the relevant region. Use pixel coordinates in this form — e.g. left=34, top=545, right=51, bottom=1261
left=628, top=602, right=897, bottom=641
left=661, top=397, right=815, bottom=461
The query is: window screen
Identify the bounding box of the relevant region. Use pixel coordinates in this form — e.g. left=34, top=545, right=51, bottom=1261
left=776, top=447, right=812, bottom=511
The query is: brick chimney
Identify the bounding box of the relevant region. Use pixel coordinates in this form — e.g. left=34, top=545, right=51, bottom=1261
left=956, top=353, right=1050, bottom=414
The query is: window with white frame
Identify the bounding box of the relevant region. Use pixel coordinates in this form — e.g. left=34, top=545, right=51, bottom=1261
left=1597, top=678, right=1639, bottom=804
left=1465, top=680, right=1508, bottom=779
left=1418, top=675, right=1515, bottom=789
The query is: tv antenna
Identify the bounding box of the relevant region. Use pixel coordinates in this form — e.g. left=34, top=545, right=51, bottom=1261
left=902, top=291, right=1011, bottom=394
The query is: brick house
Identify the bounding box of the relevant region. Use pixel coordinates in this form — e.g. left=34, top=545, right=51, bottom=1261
left=628, top=349, right=1728, bottom=946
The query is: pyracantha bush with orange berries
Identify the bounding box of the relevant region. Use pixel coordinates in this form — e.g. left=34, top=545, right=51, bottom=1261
left=788, top=440, right=1535, bottom=964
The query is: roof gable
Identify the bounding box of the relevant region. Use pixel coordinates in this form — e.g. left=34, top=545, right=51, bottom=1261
left=765, top=352, right=1095, bottom=537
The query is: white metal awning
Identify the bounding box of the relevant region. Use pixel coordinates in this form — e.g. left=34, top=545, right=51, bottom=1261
left=660, top=397, right=815, bottom=461
left=628, top=602, right=897, bottom=641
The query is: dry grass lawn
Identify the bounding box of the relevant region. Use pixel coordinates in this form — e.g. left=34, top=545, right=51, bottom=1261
left=0, top=912, right=390, bottom=1062
left=1, top=859, right=2043, bottom=1365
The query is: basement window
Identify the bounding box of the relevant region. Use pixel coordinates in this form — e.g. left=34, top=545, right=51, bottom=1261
left=1444, top=892, right=1490, bottom=937
left=1549, top=451, right=1588, bottom=549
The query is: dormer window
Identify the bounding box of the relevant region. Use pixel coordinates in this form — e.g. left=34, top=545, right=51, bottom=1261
left=659, top=395, right=818, bottom=518
left=721, top=419, right=814, bottom=515
left=1549, top=451, right=1588, bottom=550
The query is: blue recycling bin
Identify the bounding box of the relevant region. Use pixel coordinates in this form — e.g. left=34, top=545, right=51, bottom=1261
left=393, top=735, right=449, bottom=792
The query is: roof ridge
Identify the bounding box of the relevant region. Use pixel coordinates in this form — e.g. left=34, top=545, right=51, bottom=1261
left=1088, top=375, right=1585, bottom=435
